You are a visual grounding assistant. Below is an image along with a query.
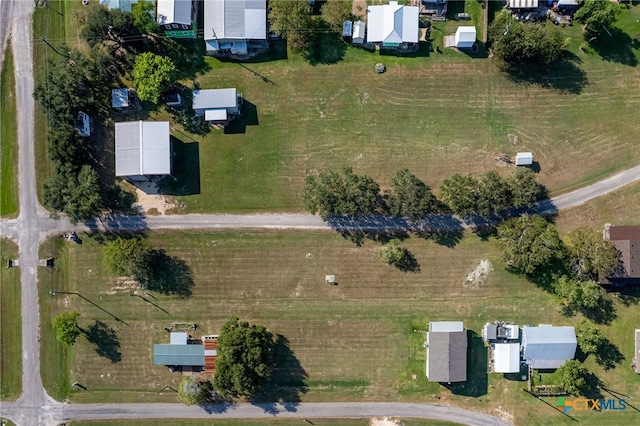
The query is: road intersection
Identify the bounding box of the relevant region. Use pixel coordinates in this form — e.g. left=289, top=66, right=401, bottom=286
left=1, top=2, right=640, bottom=425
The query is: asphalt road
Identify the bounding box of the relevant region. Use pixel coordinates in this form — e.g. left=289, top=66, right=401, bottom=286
left=0, top=1, right=639, bottom=423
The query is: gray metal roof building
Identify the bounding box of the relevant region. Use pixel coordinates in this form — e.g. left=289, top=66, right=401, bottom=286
left=192, top=88, right=239, bottom=121
left=426, top=321, right=467, bottom=383
left=204, top=0, right=266, bottom=55
left=115, top=121, right=171, bottom=179
left=522, top=325, right=576, bottom=370
left=153, top=344, right=205, bottom=366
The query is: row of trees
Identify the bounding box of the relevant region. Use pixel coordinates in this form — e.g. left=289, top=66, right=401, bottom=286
left=178, top=316, right=274, bottom=404
left=302, top=167, right=544, bottom=221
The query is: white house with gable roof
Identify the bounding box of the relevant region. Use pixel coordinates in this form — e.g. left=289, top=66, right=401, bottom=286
left=366, top=1, right=419, bottom=49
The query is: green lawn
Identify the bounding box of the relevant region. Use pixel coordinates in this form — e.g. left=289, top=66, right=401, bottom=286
left=38, top=229, right=640, bottom=425
left=0, top=40, right=18, bottom=217
left=0, top=239, right=21, bottom=400
left=69, top=419, right=461, bottom=426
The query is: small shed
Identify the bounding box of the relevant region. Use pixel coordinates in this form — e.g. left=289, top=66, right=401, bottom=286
left=112, top=88, right=134, bottom=111
left=192, top=88, right=240, bottom=123
left=352, top=21, right=366, bottom=44
left=515, top=152, right=533, bottom=166
left=454, top=26, right=476, bottom=49
left=522, top=324, right=576, bottom=370
left=493, top=343, right=521, bottom=373
left=74, top=111, right=90, bottom=137
left=342, top=20, right=353, bottom=39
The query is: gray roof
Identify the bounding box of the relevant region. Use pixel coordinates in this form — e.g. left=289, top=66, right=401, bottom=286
left=112, top=88, right=130, bottom=108
left=192, top=88, right=238, bottom=110
left=427, top=330, right=467, bottom=382
left=115, top=121, right=171, bottom=177
left=522, top=325, right=576, bottom=369
left=153, top=344, right=204, bottom=366
left=204, top=0, right=266, bottom=41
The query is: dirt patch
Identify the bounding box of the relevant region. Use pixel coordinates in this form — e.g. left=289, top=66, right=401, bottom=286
left=494, top=153, right=512, bottom=167
left=464, top=260, right=492, bottom=288
left=370, top=418, right=403, bottom=426
left=105, top=278, right=139, bottom=295
left=131, top=184, right=177, bottom=215
left=494, top=406, right=514, bottom=423
left=353, top=0, right=368, bottom=21
left=507, top=133, right=519, bottom=145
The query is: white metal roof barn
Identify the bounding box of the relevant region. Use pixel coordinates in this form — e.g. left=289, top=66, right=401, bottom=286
left=115, top=121, right=171, bottom=178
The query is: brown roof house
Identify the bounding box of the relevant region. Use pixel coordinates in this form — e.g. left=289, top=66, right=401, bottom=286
left=426, top=321, right=467, bottom=383
left=602, top=225, right=640, bottom=287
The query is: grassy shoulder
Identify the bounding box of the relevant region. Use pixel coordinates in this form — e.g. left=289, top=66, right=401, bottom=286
left=69, top=420, right=462, bottom=426
left=0, top=40, right=18, bottom=217
left=0, top=239, right=21, bottom=400
left=36, top=228, right=640, bottom=424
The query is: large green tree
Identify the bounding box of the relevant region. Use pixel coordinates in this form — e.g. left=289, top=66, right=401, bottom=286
left=497, top=215, right=564, bottom=274
left=488, top=11, right=565, bottom=69
left=574, top=0, right=620, bottom=39
left=321, top=0, right=352, bottom=32
left=476, top=170, right=509, bottom=217
left=44, top=164, right=103, bottom=224
left=132, top=53, right=177, bottom=103
left=302, top=167, right=380, bottom=220
left=131, top=0, right=159, bottom=34
left=213, top=316, right=274, bottom=397
left=565, top=227, right=619, bottom=281
left=506, top=167, right=544, bottom=208
left=81, top=6, right=138, bottom=47
left=268, top=0, right=314, bottom=51
left=377, top=238, right=405, bottom=266
left=575, top=318, right=606, bottom=356
left=103, top=237, right=149, bottom=276
left=554, top=276, right=604, bottom=317
left=439, top=174, right=479, bottom=217
left=557, top=360, right=589, bottom=395
left=52, top=311, right=82, bottom=346
left=178, top=375, right=210, bottom=405
left=384, top=169, right=439, bottom=219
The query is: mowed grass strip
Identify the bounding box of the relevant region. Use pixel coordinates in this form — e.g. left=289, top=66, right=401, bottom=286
left=0, top=40, right=18, bottom=217
left=145, top=5, right=640, bottom=213
left=0, top=239, right=21, bottom=400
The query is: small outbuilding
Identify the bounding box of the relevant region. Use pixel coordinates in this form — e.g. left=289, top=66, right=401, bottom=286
left=192, top=88, right=240, bottom=123
left=74, top=111, right=91, bottom=137
left=508, top=0, right=539, bottom=9
left=493, top=342, right=521, bottom=373
left=112, top=88, right=136, bottom=112
left=515, top=152, right=533, bottom=166
left=522, top=324, right=576, bottom=370
left=454, top=26, right=476, bottom=49
left=115, top=121, right=171, bottom=182
left=352, top=21, right=366, bottom=44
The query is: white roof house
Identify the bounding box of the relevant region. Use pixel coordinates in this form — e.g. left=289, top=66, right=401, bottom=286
left=493, top=343, right=520, bottom=373
left=204, top=0, right=267, bottom=55
left=367, top=1, right=419, bottom=46
left=157, top=0, right=192, bottom=25
left=192, top=88, right=240, bottom=122
left=352, top=21, right=366, bottom=44
left=516, top=152, right=533, bottom=166
left=508, top=0, right=538, bottom=8
left=115, top=121, right=171, bottom=180
left=522, top=325, right=577, bottom=370
left=455, top=26, right=476, bottom=49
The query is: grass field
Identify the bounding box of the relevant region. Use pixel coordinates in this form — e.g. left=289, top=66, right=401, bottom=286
left=38, top=229, right=640, bottom=425
left=0, top=239, right=21, bottom=400
left=69, top=419, right=461, bottom=426
left=0, top=40, right=18, bottom=217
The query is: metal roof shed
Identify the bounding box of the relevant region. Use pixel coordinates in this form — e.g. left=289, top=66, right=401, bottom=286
left=112, top=88, right=130, bottom=109
left=522, top=325, right=576, bottom=369
left=455, top=26, right=476, bottom=49
left=352, top=21, right=366, bottom=44
left=115, top=121, right=171, bottom=180
left=494, top=343, right=520, bottom=373
left=157, top=0, right=192, bottom=25
left=192, top=88, right=239, bottom=119
left=153, top=344, right=205, bottom=366
left=516, top=152, right=533, bottom=166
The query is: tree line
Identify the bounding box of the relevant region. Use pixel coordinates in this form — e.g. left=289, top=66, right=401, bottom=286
left=302, top=167, right=545, bottom=221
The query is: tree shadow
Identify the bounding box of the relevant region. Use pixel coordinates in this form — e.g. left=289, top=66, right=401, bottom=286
left=82, top=214, right=149, bottom=235
left=503, top=56, right=589, bottom=94
left=413, top=215, right=465, bottom=248
left=582, top=296, right=617, bottom=325
left=251, top=334, right=308, bottom=413
left=582, top=372, right=604, bottom=400
left=135, top=249, right=194, bottom=298
left=442, top=331, right=488, bottom=397
left=396, top=248, right=421, bottom=273
left=158, top=138, right=200, bottom=196
left=303, top=22, right=348, bottom=65
left=83, top=320, right=121, bottom=363
left=154, top=37, right=211, bottom=79
left=224, top=99, right=259, bottom=135
left=595, top=340, right=625, bottom=371
left=326, top=214, right=410, bottom=246
left=586, top=27, right=639, bottom=66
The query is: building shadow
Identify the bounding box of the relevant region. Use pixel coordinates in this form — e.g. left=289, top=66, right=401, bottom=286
left=442, top=330, right=488, bottom=397
left=303, top=22, right=348, bottom=65
left=158, top=138, right=200, bottom=196
left=251, top=334, right=308, bottom=413
left=224, top=99, right=259, bottom=135
left=83, top=320, right=121, bottom=363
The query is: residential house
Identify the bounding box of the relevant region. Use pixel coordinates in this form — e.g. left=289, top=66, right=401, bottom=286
left=426, top=321, right=467, bottom=383
left=367, top=1, right=419, bottom=50
left=203, top=0, right=268, bottom=57
left=192, top=88, right=241, bottom=124
left=602, top=225, right=640, bottom=287
left=157, top=0, right=197, bottom=39
left=153, top=332, right=218, bottom=373
left=100, top=0, right=155, bottom=12
left=115, top=121, right=171, bottom=183
left=521, top=325, right=576, bottom=370
left=454, top=26, right=476, bottom=49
